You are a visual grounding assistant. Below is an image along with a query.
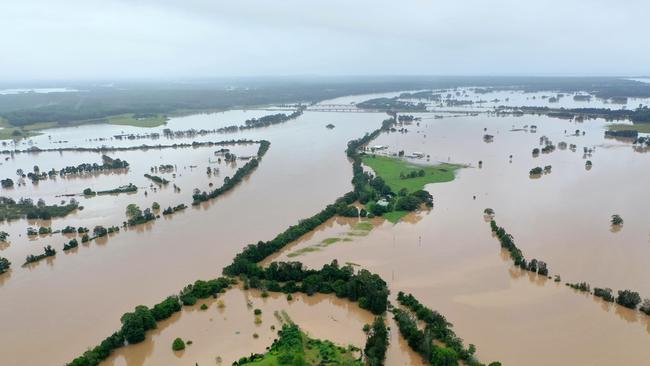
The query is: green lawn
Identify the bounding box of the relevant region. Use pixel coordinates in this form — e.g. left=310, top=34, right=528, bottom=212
left=361, top=155, right=461, bottom=193
left=383, top=210, right=409, bottom=223
left=607, top=123, right=650, bottom=133
left=107, top=114, right=168, bottom=128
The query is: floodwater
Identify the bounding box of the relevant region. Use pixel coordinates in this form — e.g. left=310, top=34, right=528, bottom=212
left=267, top=113, right=650, bottom=365
left=2, top=93, right=649, bottom=366
left=0, top=109, right=385, bottom=366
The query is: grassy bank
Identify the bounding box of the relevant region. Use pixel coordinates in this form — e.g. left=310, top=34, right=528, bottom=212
left=107, top=113, right=168, bottom=128
left=361, top=155, right=460, bottom=193
left=0, top=118, right=58, bottom=140
left=607, top=123, right=650, bottom=133
left=0, top=113, right=168, bottom=140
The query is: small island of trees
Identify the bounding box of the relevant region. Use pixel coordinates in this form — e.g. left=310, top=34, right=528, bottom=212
left=0, top=196, right=79, bottom=221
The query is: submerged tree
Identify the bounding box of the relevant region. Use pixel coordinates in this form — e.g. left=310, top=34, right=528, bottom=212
left=611, top=214, right=624, bottom=226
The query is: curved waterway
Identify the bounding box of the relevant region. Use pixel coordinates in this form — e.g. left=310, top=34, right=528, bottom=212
left=0, top=110, right=384, bottom=366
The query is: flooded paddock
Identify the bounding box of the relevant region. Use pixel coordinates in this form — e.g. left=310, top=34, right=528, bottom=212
left=1, top=91, right=649, bottom=366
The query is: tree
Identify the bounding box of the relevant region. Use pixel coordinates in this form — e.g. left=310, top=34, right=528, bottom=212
left=616, top=290, right=641, bottom=309
left=430, top=347, right=458, bottom=366
left=152, top=202, right=160, bottom=210
left=611, top=214, right=623, bottom=226
left=120, top=305, right=156, bottom=344
left=640, top=299, right=650, bottom=315
left=364, top=317, right=388, bottom=366
left=0, top=257, right=10, bottom=274
left=172, top=338, right=185, bottom=351
left=126, top=204, right=142, bottom=219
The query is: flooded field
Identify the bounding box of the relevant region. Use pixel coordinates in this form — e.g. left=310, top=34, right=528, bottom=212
left=1, top=91, right=649, bottom=366
left=0, top=109, right=384, bottom=366
left=266, top=113, right=650, bottom=365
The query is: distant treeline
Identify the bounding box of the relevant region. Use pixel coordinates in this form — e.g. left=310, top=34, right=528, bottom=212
left=3, top=77, right=650, bottom=127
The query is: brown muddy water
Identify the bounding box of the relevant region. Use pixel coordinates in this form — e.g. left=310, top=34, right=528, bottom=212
left=1, top=96, right=649, bottom=366
left=103, top=287, right=424, bottom=366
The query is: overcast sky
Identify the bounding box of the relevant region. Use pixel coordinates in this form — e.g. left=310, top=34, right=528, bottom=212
left=1, top=0, right=649, bottom=81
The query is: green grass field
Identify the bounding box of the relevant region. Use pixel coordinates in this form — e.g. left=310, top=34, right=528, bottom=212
left=361, top=155, right=460, bottom=193
left=107, top=114, right=168, bottom=128
left=607, top=123, right=650, bottom=133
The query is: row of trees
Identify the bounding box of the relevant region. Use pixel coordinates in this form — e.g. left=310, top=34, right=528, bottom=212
left=24, top=245, right=57, bottom=265
left=83, top=183, right=137, bottom=196
left=216, top=108, right=304, bottom=133
left=490, top=220, right=548, bottom=276
left=240, top=260, right=389, bottom=315
left=192, top=141, right=270, bottom=204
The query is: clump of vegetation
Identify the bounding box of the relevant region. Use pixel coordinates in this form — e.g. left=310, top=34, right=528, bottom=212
left=83, top=183, right=137, bottom=197
left=616, top=290, right=642, bottom=309
left=200, top=303, right=208, bottom=310
left=529, top=167, right=543, bottom=175
left=144, top=174, right=169, bottom=185
left=232, top=323, right=363, bottom=366
left=63, top=239, right=79, bottom=251
left=24, top=245, right=56, bottom=265
left=125, top=204, right=155, bottom=226
left=162, top=204, right=187, bottom=215
left=172, top=337, right=185, bottom=351
left=594, top=287, right=615, bottom=302
left=0, top=257, right=11, bottom=274
left=0, top=196, right=78, bottom=221
left=567, top=282, right=590, bottom=292
left=610, top=214, right=624, bottom=226
left=1, top=178, right=14, bottom=188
